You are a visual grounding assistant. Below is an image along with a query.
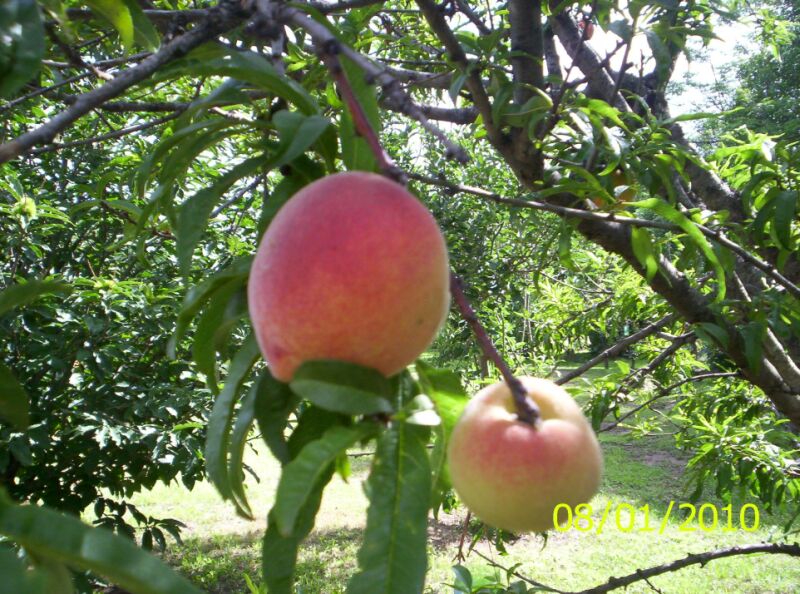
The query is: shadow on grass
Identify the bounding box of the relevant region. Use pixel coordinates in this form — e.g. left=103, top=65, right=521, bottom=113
left=598, top=431, right=794, bottom=529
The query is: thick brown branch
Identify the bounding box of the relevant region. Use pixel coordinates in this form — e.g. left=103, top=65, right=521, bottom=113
left=508, top=0, right=544, bottom=105
left=409, top=173, right=800, bottom=299
left=410, top=171, right=800, bottom=422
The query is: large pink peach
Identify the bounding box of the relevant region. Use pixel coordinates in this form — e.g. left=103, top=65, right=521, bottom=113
left=447, top=377, right=603, bottom=532
left=248, top=171, right=450, bottom=382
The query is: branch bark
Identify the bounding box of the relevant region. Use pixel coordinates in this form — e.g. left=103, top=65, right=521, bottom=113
left=576, top=542, right=800, bottom=593
left=0, top=1, right=250, bottom=164
left=555, top=314, right=679, bottom=385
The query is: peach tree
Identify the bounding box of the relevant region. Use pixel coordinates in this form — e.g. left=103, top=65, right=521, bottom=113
left=1, top=0, right=800, bottom=592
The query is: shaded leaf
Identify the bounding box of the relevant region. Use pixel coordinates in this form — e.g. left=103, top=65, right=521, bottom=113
left=290, top=360, right=394, bottom=415
left=0, top=490, right=203, bottom=594
left=168, top=257, right=252, bottom=358
left=192, top=277, right=245, bottom=392
left=204, top=336, right=261, bottom=502
left=0, top=0, right=45, bottom=98
left=176, top=155, right=265, bottom=275
left=630, top=227, right=658, bottom=281
left=0, top=280, right=70, bottom=317
left=86, top=0, right=133, bottom=49
left=347, top=422, right=431, bottom=594
left=0, top=362, right=29, bottom=429
left=631, top=198, right=726, bottom=301
left=227, top=381, right=259, bottom=519
left=339, top=56, right=380, bottom=172
left=274, top=423, right=378, bottom=536
left=254, top=371, right=299, bottom=465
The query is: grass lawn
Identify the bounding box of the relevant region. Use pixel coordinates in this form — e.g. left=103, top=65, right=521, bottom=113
left=121, top=424, right=800, bottom=594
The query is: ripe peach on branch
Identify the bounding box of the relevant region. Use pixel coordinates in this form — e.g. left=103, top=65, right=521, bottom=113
left=248, top=171, right=451, bottom=382
left=447, top=377, right=603, bottom=533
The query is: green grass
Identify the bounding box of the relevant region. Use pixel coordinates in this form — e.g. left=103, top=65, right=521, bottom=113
left=119, top=427, right=800, bottom=594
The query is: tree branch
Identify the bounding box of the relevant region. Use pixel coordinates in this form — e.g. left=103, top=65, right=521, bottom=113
left=555, top=314, right=679, bottom=385
left=548, top=8, right=629, bottom=112
left=0, top=1, right=250, bottom=164
left=576, top=542, right=800, bottom=593
left=281, top=3, right=469, bottom=162
left=415, top=0, right=505, bottom=150
left=29, top=113, right=182, bottom=155
left=450, top=274, right=540, bottom=425
left=601, top=372, right=739, bottom=432
left=508, top=0, right=544, bottom=105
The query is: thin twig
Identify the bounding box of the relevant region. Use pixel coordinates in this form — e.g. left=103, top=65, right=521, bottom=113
left=471, top=549, right=568, bottom=593
left=30, top=113, right=182, bottom=155
left=556, top=314, right=678, bottom=385
left=450, top=274, right=539, bottom=425
left=281, top=3, right=469, bottom=163
left=575, top=542, right=800, bottom=593
left=0, top=2, right=250, bottom=164
left=316, top=40, right=401, bottom=179
left=601, top=371, right=739, bottom=432
left=409, top=173, right=800, bottom=300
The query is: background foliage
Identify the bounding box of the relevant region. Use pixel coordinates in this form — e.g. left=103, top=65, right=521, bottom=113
left=1, top=0, right=799, bottom=592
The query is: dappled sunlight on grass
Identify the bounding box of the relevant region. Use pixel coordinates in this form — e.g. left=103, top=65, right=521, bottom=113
left=124, top=431, right=799, bottom=594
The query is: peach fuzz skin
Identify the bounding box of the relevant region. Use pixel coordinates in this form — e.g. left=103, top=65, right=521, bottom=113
left=447, top=377, right=603, bottom=533
left=248, top=171, right=450, bottom=382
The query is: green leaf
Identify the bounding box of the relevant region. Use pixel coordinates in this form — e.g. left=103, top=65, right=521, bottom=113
left=0, top=280, right=71, bottom=316
left=0, top=362, right=29, bottom=429
left=120, top=0, right=159, bottom=50
left=741, top=321, right=766, bottom=373
left=557, top=223, right=577, bottom=270
left=290, top=361, right=394, bottom=415
left=773, top=190, right=797, bottom=251
left=274, top=423, right=377, bottom=536
left=258, top=155, right=325, bottom=235
left=262, top=405, right=349, bottom=593
left=227, top=381, right=258, bottom=519
left=162, top=49, right=318, bottom=115
left=0, top=547, right=49, bottom=593
left=0, top=490, right=203, bottom=594
left=176, top=155, right=265, bottom=275
left=271, top=111, right=332, bottom=169
left=644, top=29, right=672, bottom=81
left=415, top=362, right=468, bottom=505
left=0, top=0, right=45, bottom=98
left=414, top=362, right=467, bottom=435
left=347, top=422, right=431, bottom=594
left=192, top=277, right=245, bottom=392
left=254, top=371, right=299, bottom=465
left=135, top=118, right=238, bottom=198
left=168, top=257, right=252, bottom=358
left=582, top=98, right=628, bottom=131
left=262, top=471, right=333, bottom=594
left=695, top=322, right=730, bottom=349
left=448, top=72, right=468, bottom=104
left=204, top=336, right=261, bottom=502
left=86, top=0, right=133, bottom=49
left=630, top=227, right=658, bottom=281
left=339, top=56, right=381, bottom=172
left=630, top=198, right=726, bottom=301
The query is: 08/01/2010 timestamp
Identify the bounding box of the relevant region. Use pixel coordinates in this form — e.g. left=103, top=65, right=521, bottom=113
left=553, top=502, right=760, bottom=535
